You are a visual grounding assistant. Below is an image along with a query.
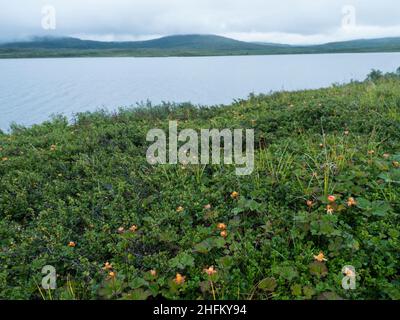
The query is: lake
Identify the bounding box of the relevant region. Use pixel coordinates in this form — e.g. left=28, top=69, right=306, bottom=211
left=1, top=52, right=400, bottom=131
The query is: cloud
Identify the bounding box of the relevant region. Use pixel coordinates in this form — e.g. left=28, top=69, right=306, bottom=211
left=225, top=25, right=400, bottom=45
left=0, top=0, right=399, bottom=44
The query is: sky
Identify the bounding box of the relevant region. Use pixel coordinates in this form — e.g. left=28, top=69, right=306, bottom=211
left=0, top=0, right=399, bottom=44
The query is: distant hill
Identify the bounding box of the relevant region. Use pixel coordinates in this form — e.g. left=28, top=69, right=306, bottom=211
left=1, top=34, right=400, bottom=58
left=306, top=37, right=400, bottom=53
left=0, top=35, right=265, bottom=50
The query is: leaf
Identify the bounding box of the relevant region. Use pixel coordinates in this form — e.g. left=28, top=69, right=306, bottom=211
left=272, top=265, right=298, bottom=281
left=194, top=237, right=225, bottom=254
left=122, top=288, right=152, bottom=300
left=232, top=207, right=244, bottom=215
left=258, top=277, right=277, bottom=292
left=232, top=198, right=264, bottom=215
left=169, top=252, right=195, bottom=269
left=213, top=237, right=226, bottom=248
left=248, top=199, right=263, bottom=212
left=308, top=261, right=328, bottom=278
left=129, top=277, right=149, bottom=289
left=392, top=154, right=400, bottom=162
left=356, top=197, right=371, bottom=210
left=148, top=283, right=160, bottom=296
left=370, top=201, right=390, bottom=216
left=303, top=286, right=316, bottom=299
left=193, top=240, right=211, bottom=254
left=382, top=281, right=400, bottom=300
left=291, top=284, right=302, bottom=296
left=310, top=215, right=340, bottom=237
left=378, top=170, right=400, bottom=184
left=218, top=256, right=234, bottom=269
left=356, top=198, right=390, bottom=216
left=158, top=229, right=179, bottom=243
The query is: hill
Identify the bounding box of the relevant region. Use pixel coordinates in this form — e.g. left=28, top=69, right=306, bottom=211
left=2, top=35, right=400, bottom=58
left=0, top=34, right=266, bottom=50
left=294, top=37, right=400, bottom=53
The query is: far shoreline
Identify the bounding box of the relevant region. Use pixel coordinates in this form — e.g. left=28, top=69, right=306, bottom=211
left=1, top=49, right=400, bottom=60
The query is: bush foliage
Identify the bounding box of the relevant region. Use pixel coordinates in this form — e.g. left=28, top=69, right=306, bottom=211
left=0, top=72, right=399, bottom=300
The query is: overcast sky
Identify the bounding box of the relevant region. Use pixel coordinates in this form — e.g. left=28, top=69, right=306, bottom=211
left=0, top=0, right=399, bottom=44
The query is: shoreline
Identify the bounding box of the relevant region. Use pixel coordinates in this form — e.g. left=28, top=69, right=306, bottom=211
left=1, top=49, right=400, bottom=60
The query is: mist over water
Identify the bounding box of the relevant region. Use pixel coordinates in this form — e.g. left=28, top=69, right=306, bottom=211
left=1, top=52, right=400, bottom=131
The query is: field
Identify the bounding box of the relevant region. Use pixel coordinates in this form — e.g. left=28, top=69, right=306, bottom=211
left=0, top=70, right=399, bottom=300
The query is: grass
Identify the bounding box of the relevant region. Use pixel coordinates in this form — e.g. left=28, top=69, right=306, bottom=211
left=0, top=71, right=399, bottom=300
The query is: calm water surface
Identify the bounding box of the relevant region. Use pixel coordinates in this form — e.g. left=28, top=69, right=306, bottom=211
left=1, top=52, right=400, bottom=131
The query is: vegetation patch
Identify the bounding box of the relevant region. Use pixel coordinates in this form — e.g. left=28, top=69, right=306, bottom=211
left=0, top=71, right=399, bottom=300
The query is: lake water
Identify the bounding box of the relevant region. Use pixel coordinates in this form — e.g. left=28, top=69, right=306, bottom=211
left=1, top=52, right=400, bottom=131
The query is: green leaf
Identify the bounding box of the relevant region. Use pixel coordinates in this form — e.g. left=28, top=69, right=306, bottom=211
left=258, top=277, right=277, bottom=292
left=213, top=237, right=226, bottom=248
left=272, top=265, right=298, bottom=281
left=392, top=154, right=400, bottom=161
left=356, top=197, right=371, bottom=210
left=169, top=252, right=195, bottom=269
left=121, top=288, right=152, bottom=300
left=194, top=237, right=225, bottom=254
left=129, top=277, right=149, bottom=289
left=310, top=215, right=340, bottom=237
left=378, top=170, right=400, bottom=184
left=232, top=198, right=264, bottom=215
left=303, top=286, right=316, bottom=299
left=308, top=261, right=328, bottom=278
left=194, top=240, right=211, bottom=254
left=218, top=256, right=234, bottom=269
left=356, top=198, right=390, bottom=216
left=291, top=284, right=302, bottom=296
left=370, top=201, right=390, bottom=216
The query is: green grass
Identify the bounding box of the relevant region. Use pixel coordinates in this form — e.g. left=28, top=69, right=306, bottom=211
left=0, top=72, right=399, bottom=300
